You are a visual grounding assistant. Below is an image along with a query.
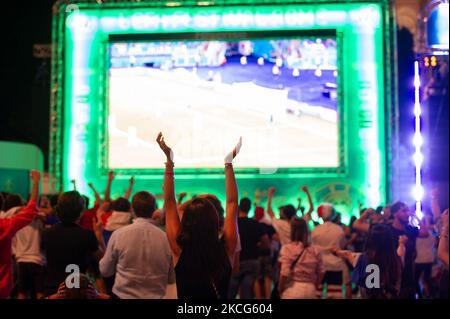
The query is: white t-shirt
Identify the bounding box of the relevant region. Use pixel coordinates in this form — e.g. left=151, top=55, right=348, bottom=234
left=271, top=218, right=292, bottom=246
left=1, top=206, right=46, bottom=265
left=104, top=211, right=132, bottom=232
left=311, top=221, right=347, bottom=272
left=99, top=218, right=175, bottom=299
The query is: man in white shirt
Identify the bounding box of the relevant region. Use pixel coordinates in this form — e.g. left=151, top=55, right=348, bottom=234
left=312, top=203, right=347, bottom=299
left=99, top=191, right=175, bottom=299
left=266, top=186, right=314, bottom=246
left=1, top=194, right=47, bottom=299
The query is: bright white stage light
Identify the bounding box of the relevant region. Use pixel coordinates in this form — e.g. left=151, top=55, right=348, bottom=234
left=272, top=65, right=280, bottom=75
left=413, top=152, right=424, bottom=167
left=292, top=68, right=300, bottom=77
left=275, top=58, right=283, bottom=67
left=413, top=185, right=424, bottom=202
left=416, top=206, right=424, bottom=220
left=315, top=67, right=322, bottom=77
left=257, top=57, right=265, bottom=66
left=413, top=60, right=424, bottom=218
left=413, top=134, right=423, bottom=147
left=240, top=56, right=247, bottom=65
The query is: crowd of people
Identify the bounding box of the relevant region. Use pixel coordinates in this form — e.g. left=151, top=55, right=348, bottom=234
left=0, top=133, right=448, bottom=299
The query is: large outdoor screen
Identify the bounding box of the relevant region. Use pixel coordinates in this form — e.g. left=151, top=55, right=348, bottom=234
left=107, top=35, right=339, bottom=169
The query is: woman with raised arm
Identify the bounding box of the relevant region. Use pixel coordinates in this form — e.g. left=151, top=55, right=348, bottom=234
left=0, top=170, right=42, bottom=299
left=157, top=132, right=241, bottom=299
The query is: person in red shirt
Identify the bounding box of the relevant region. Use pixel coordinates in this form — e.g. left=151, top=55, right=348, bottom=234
left=100, top=174, right=134, bottom=228
left=78, top=183, right=102, bottom=231
left=77, top=172, right=134, bottom=296
left=0, top=170, right=41, bottom=299
left=78, top=173, right=134, bottom=231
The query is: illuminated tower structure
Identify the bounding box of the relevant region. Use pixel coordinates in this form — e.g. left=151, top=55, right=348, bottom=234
left=415, top=0, right=449, bottom=213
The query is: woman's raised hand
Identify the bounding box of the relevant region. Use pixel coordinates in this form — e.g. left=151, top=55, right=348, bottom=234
left=224, top=136, right=242, bottom=164
left=156, top=132, right=173, bottom=163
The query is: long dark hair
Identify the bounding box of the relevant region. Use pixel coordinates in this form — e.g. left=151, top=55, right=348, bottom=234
left=177, top=197, right=229, bottom=282
left=290, top=217, right=310, bottom=247
left=365, top=223, right=402, bottom=297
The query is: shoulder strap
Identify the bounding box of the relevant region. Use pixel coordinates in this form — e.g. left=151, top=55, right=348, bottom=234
left=290, top=246, right=308, bottom=270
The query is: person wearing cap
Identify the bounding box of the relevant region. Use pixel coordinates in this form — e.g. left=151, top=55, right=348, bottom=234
left=311, top=203, right=347, bottom=299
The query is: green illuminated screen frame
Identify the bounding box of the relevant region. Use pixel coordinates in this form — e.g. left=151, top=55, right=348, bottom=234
left=53, top=1, right=393, bottom=223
